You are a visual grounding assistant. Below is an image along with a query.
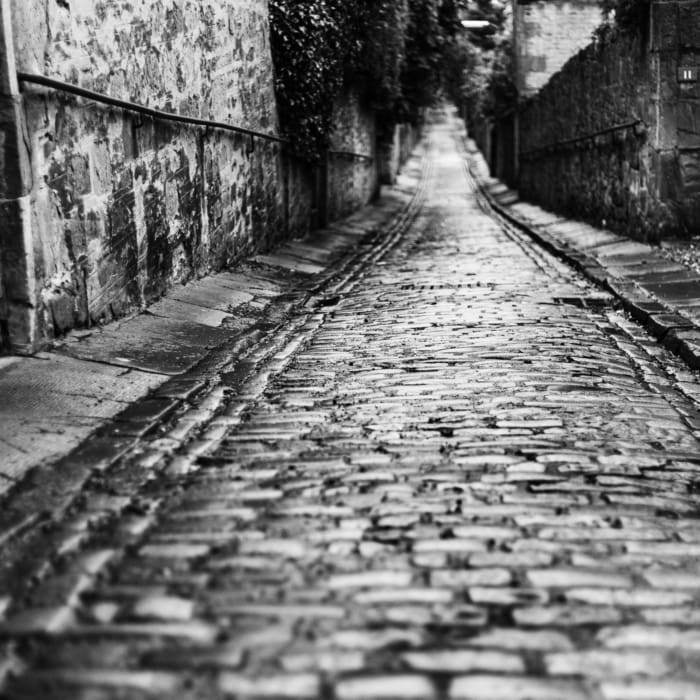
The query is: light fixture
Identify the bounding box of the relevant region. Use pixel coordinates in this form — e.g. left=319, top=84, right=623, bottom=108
left=461, top=20, right=492, bottom=29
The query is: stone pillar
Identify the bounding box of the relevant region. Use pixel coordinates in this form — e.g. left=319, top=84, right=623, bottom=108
left=378, top=126, right=401, bottom=186
left=0, top=0, right=35, bottom=353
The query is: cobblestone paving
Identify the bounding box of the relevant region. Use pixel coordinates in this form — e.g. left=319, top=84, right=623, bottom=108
left=5, top=119, right=700, bottom=699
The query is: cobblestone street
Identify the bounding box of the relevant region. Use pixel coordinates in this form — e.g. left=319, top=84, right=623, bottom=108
left=4, top=117, right=700, bottom=699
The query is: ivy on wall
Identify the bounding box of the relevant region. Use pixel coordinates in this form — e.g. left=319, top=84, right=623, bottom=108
left=599, top=0, right=650, bottom=32
left=443, top=0, right=516, bottom=129
left=269, top=0, right=460, bottom=162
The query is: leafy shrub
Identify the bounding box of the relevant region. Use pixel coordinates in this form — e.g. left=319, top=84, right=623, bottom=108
left=600, top=0, right=651, bottom=31
left=444, top=0, right=516, bottom=127
left=269, top=0, right=460, bottom=162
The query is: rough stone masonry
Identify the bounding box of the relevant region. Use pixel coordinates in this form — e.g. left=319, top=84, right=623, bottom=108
left=0, top=0, right=379, bottom=352
left=516, top=0, right=700, bottom=243
left=2, top=114, right=700, bottom=700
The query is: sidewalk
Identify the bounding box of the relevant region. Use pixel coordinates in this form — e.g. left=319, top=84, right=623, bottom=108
left=465, top=140, right=700, bottom=380
left=0, top=154, right=424, bottom=497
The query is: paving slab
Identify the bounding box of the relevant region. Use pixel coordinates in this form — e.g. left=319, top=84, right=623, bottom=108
left=547, top=222, right=620, bottom=250
left=643, top=280, right=700, bottom=304
left=609, top=264, right=689, bottom=281
left=169, top=277, right=255, bottom=311
left=633, top=271, right=700, bottom=287
left=252, top=253, right=325, bottom=275
left=595, top=252, right=663, bottom=268
left=56, top=314, right=236, bottom=375
left=510, top=203, right=563, bottom=227
left=216, top=270, right=286, bottom=298
left=588, top=241, right=653, bottom=259
left=0, top=353, right=160, bottom=485
left=148, top=297, right=234, bottom=328
left=281, top=242, right=335, bottom=264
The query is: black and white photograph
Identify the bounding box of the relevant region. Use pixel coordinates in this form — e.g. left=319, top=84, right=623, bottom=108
left=1, top=0, right=699, bottom=698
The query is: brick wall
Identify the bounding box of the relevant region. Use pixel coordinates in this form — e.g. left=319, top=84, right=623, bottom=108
left=514, top=0, right=603, bottom=98
left=1, top=0, right=380, bottom=351
left=516, top=1, right=700, bottom=242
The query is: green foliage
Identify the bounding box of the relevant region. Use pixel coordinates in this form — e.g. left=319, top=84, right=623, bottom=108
left=444, top=0, right=516, bottom=126
left=269, top=0, right=460, bottom=162
left=397, top=0, right=461, bottom=123
left=599, top=0, right=651, bottom=32
left=269, top=0, right=348, bottom=162
left=349, top=1, right=410, bottom=111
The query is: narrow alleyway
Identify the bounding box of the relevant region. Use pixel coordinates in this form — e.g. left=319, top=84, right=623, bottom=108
left=4, top=116, right=700, bottom=700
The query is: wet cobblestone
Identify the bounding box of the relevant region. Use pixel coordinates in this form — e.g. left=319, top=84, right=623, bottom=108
left=3, top=118, right=700, bottom=698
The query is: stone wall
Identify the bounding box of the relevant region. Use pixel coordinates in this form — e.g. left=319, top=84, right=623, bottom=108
left=0, top=0, right=379, bottom=352
left=653, top=0, right=700, bottom=235
left=518, top=29, right=660, bottom=239
left=514, top=0, right=603, bottom=98
left=327, top=90, right=379, bottom=222
left=517, top=2, right=700, bottom=241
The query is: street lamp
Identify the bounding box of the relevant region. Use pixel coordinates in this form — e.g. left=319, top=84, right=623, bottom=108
left=460, top=20, right=492, bottom=29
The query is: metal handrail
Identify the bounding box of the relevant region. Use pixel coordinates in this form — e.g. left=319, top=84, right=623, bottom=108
left=328, top=149, right=373, bottom=162
left=17, top=72, right=288, bottom=144
left=520, top=119, right=644, bottom=158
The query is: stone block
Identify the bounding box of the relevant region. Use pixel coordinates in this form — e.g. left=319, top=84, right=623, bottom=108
left=450, top=676, right=588, bottom=700
left=679, top=151, right=700, bottom=195
left=652, top=2, right=679, bottom=51
left=336, top=675, right=436, bottom=700
left=679, top=3, right=700, bottom=48
left=546, top=650, right=673, bottom=677
left=521, top=55, right=548, bottom=73
left=659, top=98, right=680, bottom=148
left=89, top=141, right=112, bottom=194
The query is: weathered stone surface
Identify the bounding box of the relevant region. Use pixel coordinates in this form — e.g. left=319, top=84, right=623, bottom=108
left=0, top=351, right=160, bottom=483
left=335, top=675, right=437, bottom=700
left=545, top=649, right=675, bottom=677
left=219, top=672, right=320, bottom=698
left=4, top=114, right=700, bottom=700
left=6, top=1, right=379, bottom=348
left=513, top=10, right=694, bottom=242
left=130, top=596, right=196, bottom=622
left=402, top=649, right=525, bottom=673
left=514, top=0, right=602, bottom=98
left=449, top=675, right=589, bottom=700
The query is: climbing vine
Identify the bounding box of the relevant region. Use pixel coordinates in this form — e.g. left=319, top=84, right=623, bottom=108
left=599, top=0, right=651, bottom=31
left=593, top=0, right=651, bottom=44
left=269, top=0, right=460, bottom=162
left=268, top=0, right=347, bottom=162
left=443, top=0, right=516, bottom=128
